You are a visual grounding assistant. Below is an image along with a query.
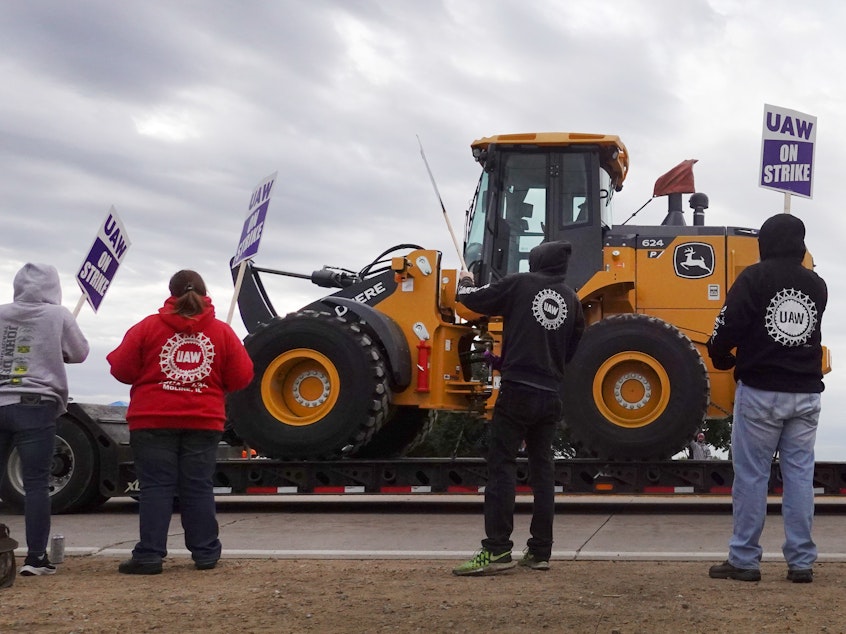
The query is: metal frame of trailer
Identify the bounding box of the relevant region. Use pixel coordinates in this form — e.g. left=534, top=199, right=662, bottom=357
left=113, top=451, right=846, bottom=499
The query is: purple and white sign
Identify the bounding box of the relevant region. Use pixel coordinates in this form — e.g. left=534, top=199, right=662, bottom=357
left=76, top=207, right=131, bottom=312
left=232, top=171, right=277, bottom=268
left=760, top=104, right=816, bottom=199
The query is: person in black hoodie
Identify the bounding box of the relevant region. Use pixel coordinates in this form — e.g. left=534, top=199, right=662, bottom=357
left=707, top=213, right=827, bottom=584
left=452, top=241, right=584, bottom=576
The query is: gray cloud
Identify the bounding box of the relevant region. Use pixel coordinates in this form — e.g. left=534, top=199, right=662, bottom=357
left=1, top=0, right=843, bottom=457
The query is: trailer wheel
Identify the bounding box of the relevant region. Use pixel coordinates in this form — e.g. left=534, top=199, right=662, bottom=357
left=228, top=311, right=390, bottom=459
left=354, top=407, right=436, bottom=458
left=562, top=314, right=709, bottom=460
left=0, top=415, right=102, bottom=514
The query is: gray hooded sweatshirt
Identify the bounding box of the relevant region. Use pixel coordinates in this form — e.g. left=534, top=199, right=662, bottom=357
left=0, top=263, right=89, bottom=415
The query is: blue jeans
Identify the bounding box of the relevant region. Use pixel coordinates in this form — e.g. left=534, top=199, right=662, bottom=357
left=482, top=382, right=562, bottom=560
left=130, top=429, right=222, bottom=564
left=729, top=381, right=821, bottom=570
left=0, top=401, right=57, bottom=558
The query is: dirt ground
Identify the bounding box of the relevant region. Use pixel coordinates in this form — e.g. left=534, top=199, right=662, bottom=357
left=3, top=557, right=846, bottom=633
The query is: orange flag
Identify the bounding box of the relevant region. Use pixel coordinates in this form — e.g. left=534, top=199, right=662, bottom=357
left=653, top=159, right=698, bottom=197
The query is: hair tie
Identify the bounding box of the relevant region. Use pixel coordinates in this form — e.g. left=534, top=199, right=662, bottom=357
left=184, top=284, right=194, bottom=293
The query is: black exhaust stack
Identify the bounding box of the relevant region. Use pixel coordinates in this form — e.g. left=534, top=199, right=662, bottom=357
left=661, top=193, right=686, bottom=226
left=661, top=191, right=709, bottom=227
left=689, top=192, right=709, bottom=226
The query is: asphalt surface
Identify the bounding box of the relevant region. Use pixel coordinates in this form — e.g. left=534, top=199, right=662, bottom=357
left=4, top=494, right=846, bottom=563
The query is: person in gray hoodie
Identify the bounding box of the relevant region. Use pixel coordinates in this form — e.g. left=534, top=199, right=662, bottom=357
left=0, top=263, right=89, bottom=576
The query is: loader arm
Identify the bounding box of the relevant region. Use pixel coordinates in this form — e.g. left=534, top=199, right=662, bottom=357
left=230, top=259, right=278, bottom=334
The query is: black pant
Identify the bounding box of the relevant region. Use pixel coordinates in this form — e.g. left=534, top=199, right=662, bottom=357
left=482, top=382, right=562, bottom=560
left=130, top=429, right=223, bottom=564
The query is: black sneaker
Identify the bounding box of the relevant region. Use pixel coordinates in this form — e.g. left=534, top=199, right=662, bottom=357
left=787, top=568, right=813, bottom=583
left=518, top=549, right=550, bottom=571
left=709, top=560, right=760, bottom=581
left=118, top=558, right=162, bottom=575
left=20, top=554, right=57, bottom=576
left=195, top=559, right=218, bottom=570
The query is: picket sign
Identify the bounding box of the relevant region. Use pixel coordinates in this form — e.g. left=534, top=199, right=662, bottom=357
left=73, top=207, right=131, bottom=317
left=227, top=172, right=277, bottom=325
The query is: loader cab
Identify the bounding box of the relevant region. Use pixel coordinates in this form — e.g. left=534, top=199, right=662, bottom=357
left=464, top=133, right=627, bottom=290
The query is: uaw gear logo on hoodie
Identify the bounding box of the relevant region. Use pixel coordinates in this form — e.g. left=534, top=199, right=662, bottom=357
left=159, top=332, right=215, bottom=392
left=765, top=287, right=818, bottom=346
left=532, top=289, right=568, bottom=330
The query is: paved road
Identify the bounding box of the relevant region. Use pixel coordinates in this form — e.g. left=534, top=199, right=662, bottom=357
left=3, top=495, right=846, bottom=562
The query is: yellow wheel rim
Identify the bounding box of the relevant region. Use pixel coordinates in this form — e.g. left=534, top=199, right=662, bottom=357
left=260, top=349, right=341, bottom=426
left=592, top=352, right=670, bottom=429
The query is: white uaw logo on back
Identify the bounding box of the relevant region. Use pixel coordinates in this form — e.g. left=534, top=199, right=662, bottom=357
left=765, top=288, right=817, bottom=346
left=159, top=332, right=215, bottom=382
left=532, top=289, right=568, bottom=330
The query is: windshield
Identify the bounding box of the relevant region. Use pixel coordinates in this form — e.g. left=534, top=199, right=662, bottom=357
left=464, top=171, right=488, bottom=271
left=464, top=154, right=550, bottom=275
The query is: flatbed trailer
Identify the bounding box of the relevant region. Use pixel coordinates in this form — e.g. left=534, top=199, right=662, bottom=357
left=2, top=402, right=846, bottom=514
left=163, top=452, right=846, bottom=498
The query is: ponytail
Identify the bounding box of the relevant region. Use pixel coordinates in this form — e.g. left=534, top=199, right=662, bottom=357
left=172, top=291, right=206, bottom=317
left=167, top=270, right=208, bottom=318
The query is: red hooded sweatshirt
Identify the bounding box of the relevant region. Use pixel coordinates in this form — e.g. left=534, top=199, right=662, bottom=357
left=107, top=296, right=254, bottom=431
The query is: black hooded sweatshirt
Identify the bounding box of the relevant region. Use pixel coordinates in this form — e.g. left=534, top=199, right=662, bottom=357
left=707, top=213, right=827, bottom=393
left=456, top=241, right=585, bottom=391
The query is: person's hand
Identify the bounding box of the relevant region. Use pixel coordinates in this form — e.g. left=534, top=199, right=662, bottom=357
left=459, top=270, right=474, bottom=284
left=711, top=353, right=736, bottom=371
left=482, top=349, right=502, bottom=371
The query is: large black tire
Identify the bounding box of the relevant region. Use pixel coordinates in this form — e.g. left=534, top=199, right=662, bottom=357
left=354, top=407, right=436, bottom=458
left=0, top=416, right=104, bottom=514
left=562, top=314, right=709, bottom=460
left=227, top=310, right=390, bottom=459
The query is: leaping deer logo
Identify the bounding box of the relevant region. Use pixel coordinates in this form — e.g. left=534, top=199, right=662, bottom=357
left=673, top=242, right=715, bottom=279
left=680, top=247, right=711, bottom=273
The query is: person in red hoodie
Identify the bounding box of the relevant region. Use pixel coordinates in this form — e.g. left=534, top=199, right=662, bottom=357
left=107, top=270, right=253, bottom=575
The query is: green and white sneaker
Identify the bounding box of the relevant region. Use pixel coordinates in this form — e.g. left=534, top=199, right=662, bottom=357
left=518, top=549, right=550, bottom=571
left=452, top=548, right=516, bottom=576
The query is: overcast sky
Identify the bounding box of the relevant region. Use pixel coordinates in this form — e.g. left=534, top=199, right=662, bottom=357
left=2, top=0, right=844, bottom=458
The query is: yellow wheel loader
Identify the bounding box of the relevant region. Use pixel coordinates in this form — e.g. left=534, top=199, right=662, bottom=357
left=226, top=132, right=818, bottom=461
